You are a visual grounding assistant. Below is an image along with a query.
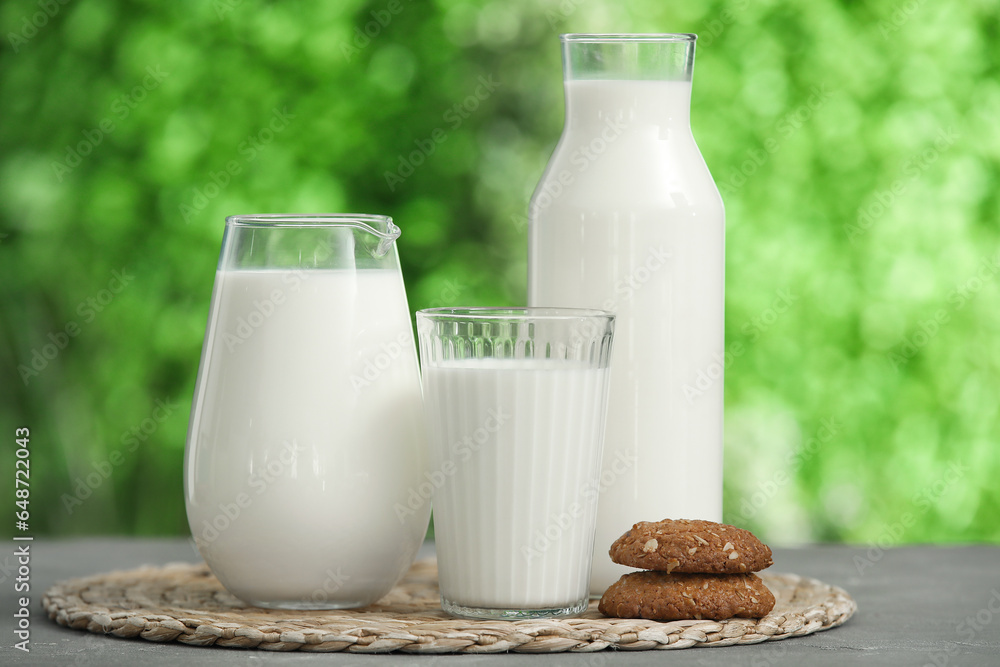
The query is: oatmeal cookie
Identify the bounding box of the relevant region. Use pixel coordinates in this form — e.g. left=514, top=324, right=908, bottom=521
left=598, top=570, right=776, bottom=621
left=609, top=519, right=773, bottom=574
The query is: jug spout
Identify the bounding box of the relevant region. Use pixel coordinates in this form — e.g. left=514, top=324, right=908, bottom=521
left=369, top=219, right=401, bottom=258
left=338, top=214, right=400, bottom=258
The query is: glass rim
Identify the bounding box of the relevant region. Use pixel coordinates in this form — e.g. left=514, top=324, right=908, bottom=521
left=417, top=307, right=615, bottom=322
left=560, top=33, right=697, bottom=43
left=224, top=214, right=400, bottom=240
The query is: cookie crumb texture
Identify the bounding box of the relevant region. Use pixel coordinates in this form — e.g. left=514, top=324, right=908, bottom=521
left=598, top=571, right=776, bottom=621
left=610, top=519, right=774, bottom=574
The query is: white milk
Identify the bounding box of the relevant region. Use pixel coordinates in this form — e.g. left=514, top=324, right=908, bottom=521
left=423, top=359, right=608, bottom=612
left=528, top=80, right=725, bottom=594
left=185, top=268, right=429, bottom=608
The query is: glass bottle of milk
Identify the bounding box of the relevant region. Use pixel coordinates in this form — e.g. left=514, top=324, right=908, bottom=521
left=528, top=34, right=725, bottom=595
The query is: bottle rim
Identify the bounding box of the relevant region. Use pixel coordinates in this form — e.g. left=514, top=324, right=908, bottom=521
left=560, top=33, right=697, bottom=43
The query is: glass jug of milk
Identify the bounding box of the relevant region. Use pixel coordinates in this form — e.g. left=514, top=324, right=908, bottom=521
left=184, top=214, right=429, bottom=609
left=528, top=34, right=725, bottom=595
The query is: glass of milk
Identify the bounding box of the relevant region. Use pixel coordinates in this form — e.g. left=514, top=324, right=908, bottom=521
left=184, top=214, right=429, bottom=610
left=416, top=307, right=615, bottom=619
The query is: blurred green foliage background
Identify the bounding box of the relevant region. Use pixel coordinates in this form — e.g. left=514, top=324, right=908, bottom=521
left=1, top=0, right=998, bottom=544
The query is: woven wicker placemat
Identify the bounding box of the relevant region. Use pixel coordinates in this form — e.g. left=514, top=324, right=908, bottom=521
left=42, top=559, right=855, bottom=653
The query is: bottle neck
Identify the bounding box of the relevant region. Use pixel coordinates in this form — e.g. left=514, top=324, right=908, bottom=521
left=560, top=35, right=696, bottom=132
left=563, top=79, right=692, bottom=132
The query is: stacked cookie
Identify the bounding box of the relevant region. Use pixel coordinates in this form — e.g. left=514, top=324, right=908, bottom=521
left=598, top=519, right=776, bottom=621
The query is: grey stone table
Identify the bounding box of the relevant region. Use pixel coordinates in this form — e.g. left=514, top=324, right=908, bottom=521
left=2, top=539, right=998, bottom=666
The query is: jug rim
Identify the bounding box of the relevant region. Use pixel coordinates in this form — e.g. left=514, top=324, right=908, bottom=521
left=224, top=214, right=400, bottom=241
left=561, top=33, right=696, bottom=43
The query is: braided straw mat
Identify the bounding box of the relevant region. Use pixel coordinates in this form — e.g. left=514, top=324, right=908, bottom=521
left=43, top=559, right=855, bottom=653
